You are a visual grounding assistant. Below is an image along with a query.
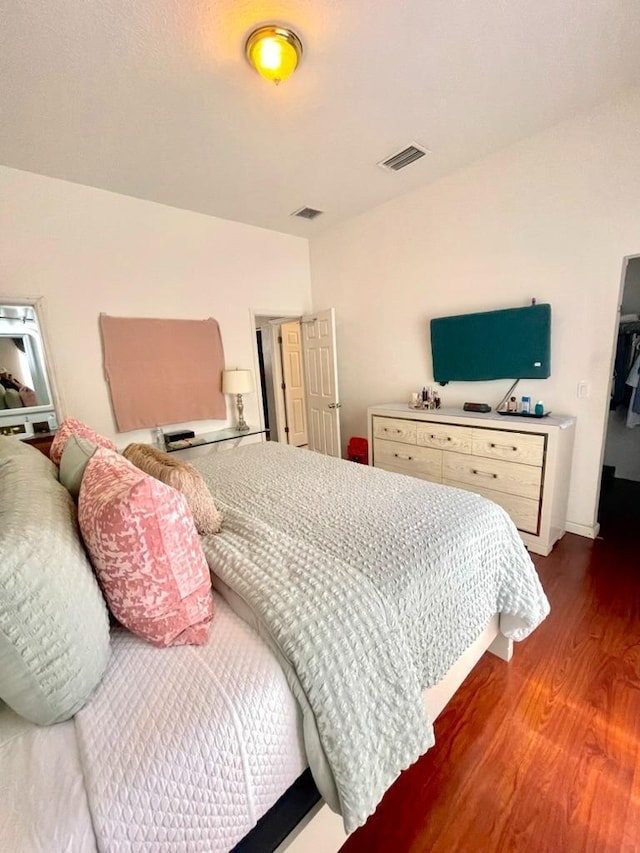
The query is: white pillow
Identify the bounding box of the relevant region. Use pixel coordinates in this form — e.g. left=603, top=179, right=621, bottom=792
left=0, top=437, right=110, bottom=725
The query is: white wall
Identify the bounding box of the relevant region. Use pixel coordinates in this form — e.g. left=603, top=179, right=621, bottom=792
left=0, top=167, right=311, bottom=445
left=310, top=88, right=640, bottom=535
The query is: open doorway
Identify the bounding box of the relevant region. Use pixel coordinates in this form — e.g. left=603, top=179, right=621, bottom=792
left=252, top=309, right=342, bottom=457
left=599, top=255, right=640, bottom=537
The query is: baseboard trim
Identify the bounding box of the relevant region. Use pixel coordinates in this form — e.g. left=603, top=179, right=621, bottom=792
left=565, top=521, right=600, bottom=539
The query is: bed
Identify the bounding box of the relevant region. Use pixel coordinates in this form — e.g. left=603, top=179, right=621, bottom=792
left=0, top=594, right=307, bottom=852
left=0, top=437, right=549, bottom=852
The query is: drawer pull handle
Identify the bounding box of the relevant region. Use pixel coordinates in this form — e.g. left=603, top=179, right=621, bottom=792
left=489, top=442, right=517, bottom=451
left=472, top=469, right=498, bottom=478
left=429, top=434, right=452, bottom=441
left=394, top=453, right=413, bottom=461
left=384, top=428, right=402, bottom=434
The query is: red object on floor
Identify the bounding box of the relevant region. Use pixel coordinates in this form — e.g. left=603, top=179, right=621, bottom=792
left=347, top=437, right=369, bottom=464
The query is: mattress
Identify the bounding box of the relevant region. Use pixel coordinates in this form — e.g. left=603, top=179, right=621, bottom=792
left=1, top=592, right=307, bottom=853
left=0, top=703, right=96, bottom=853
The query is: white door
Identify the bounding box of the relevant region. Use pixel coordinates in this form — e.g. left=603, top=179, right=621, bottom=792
left=301, top=308, right=341, bottom=457
left=280, top=320, right=308, bottom=447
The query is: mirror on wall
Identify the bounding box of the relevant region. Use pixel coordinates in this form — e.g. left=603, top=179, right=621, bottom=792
left=0, top=301, right=58, bottom=438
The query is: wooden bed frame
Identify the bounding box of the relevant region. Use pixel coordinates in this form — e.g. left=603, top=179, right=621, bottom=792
left=275, top=614, right=512, bottom=852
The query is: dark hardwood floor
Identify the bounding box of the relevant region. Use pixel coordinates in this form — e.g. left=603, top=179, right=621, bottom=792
left=341, top=482, right=640, bottom=853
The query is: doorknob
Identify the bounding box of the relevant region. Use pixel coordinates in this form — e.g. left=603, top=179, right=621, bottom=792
left=327, top=403, right=342, bottom=409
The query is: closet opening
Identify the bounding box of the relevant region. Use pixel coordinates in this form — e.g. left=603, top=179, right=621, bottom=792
left=598, top=254, right=640, bottom=538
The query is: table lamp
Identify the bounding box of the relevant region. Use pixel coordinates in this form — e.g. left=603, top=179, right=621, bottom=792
left=222, top=369, right=254, bottom=431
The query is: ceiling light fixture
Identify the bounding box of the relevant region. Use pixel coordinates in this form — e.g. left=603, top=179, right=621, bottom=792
left=245, top=25, right=303, bottom=85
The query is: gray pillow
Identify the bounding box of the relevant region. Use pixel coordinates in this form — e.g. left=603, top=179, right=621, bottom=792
left=0, top=437, right=110, bottom=725
left=59, top=434, right=97, bottom=500
left=4, top=388, right=22, bottom=408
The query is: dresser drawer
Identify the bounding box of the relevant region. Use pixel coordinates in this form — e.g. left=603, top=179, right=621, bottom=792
left=374, top=438, right=442, bottom=482
left=369, top=403, right=575, bottom=557
left=471, top=428, right=545, bottom=467
left=443, top=451, right=542, bottom=501
left=416, top=423, right=472, bottom=454
left=443, top=478, right=540, bottom=534
left=372, top=416, right=417, bottom=444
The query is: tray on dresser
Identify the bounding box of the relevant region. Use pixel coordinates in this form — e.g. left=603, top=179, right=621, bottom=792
left=497, top=411, right=551, bottom=418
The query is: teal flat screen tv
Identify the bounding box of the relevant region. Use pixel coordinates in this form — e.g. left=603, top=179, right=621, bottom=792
left=430, top=303, right=551, bottom=385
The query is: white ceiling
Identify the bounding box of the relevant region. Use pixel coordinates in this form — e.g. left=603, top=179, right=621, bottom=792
left=2, top=1, right=640, bottom=236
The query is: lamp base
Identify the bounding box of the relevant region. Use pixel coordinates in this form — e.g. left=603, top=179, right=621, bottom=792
left=236, top=393, right=250, bottom=431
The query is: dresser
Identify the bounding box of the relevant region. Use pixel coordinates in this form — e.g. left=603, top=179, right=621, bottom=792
left=368, top=404, right=575, bottom=556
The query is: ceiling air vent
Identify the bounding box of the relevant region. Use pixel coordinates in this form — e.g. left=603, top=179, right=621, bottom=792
left=291, top=206, right=324, bottom=220
left=378, top=143, right=429, bottom=172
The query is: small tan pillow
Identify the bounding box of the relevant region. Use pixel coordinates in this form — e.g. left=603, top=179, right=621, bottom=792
left=122, top=443, right=222, bottom=535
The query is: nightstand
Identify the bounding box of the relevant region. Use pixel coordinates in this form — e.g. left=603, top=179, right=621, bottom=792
left=165, top=427, right=268, bottom=453
left=23, top=431, right=57, bottom=459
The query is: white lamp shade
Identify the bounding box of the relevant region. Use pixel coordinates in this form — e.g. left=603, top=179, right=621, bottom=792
left=222, top=369, right=254, bottom=395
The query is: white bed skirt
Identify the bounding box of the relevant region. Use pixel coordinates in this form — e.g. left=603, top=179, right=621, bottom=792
left=276, top=614, right=511, bottom=853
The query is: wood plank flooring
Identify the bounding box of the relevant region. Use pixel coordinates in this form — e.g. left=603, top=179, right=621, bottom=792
left=341, top=488, right=640, bottom=853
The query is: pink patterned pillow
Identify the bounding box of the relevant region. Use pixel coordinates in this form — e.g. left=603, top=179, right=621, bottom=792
left=78, top=448, right=213, bottom=647
left=50, top=417, right=117, bottom=466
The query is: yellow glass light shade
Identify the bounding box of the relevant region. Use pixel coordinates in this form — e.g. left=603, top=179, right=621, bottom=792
left=245, top=26, right=303, bottom=85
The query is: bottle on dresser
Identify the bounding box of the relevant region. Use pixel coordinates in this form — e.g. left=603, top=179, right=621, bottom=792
left=154, top=426, right=166, bottom=451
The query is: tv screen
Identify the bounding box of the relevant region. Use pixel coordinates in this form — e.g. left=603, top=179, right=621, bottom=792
left=430, top=303, right=551, bottom=385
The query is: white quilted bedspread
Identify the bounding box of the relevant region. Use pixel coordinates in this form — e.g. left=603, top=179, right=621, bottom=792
left=194, top=442, right=550, bottom=833
left=75, top=592, right=306, bottom=853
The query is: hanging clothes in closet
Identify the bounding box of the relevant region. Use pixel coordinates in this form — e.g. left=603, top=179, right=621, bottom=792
left=626, top=340, right=640, bottom=427
left=612, top=330, right=633, bottom=408
left=612, top=320, right=640, bottom=423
